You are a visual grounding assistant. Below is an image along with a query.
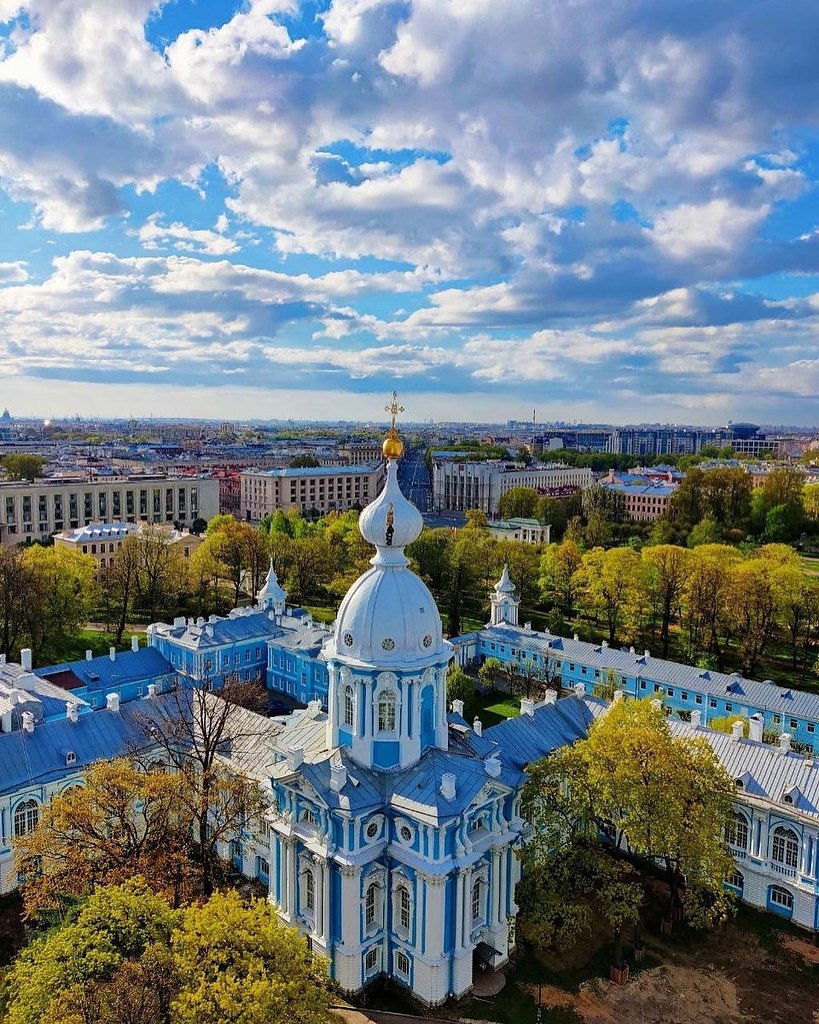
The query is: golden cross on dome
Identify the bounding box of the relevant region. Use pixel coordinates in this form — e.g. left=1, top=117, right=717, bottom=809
left=385, top=390, right=405, bottom=432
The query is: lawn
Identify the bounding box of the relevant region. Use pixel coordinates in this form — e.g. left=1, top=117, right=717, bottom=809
left=468, top=690, right=521, bottom=727
left=43, top=626, right=144, bottom=667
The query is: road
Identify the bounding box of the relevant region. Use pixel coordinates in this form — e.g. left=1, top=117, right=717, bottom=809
left=398, top=449, right=466, bottom=530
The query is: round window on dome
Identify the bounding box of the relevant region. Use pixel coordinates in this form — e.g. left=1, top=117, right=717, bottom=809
left=422, top=634, right=433, bottom=649
left=381, top=638, right=395, bottom=651
left=365, top=821, right=380, bottom=840
left=343, top=632, right=354, bottom=647
left=399, top=825, right=413, bottom=844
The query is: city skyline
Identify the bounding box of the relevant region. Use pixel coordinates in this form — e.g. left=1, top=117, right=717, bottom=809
left=0, top=1, right=818, bottom=422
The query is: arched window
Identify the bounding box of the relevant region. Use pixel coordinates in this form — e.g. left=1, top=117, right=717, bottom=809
left=304, top=870, right=315, bottom=913
left=398, top=885, right=411, bottom=932
left=725, top=812, right=749, bottom=851
left=471, top=879, right=483, bottom=923
left=343, top=685, right=355, bottom=728
left=13, top=799, right=39, bottom=838
left=769, top=885, right=793, bottom=911
left=771, top=826, right=799, bottom=869
left=377, top=690, right=396, bottom=733
left=726, top=869, right=744, bottom=892
left=365, top=882, right=378, bottom=928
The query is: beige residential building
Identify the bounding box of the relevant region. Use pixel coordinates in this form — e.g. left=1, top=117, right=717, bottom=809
left=241, top=464, right=386, bottom=521
left=54, top=521, right=202, bottom=568
left=0, top=476, right=219, bottom=547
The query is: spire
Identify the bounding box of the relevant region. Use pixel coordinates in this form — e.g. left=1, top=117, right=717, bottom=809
left=382, top=389, right=405, bottom=461
left=257, top=558, right=287, bottom=611
left=495, top=565, right=516, bottom=594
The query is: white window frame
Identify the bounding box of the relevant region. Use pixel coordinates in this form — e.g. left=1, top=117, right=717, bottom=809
left=394, top=949, right=410, bottom=979
left=13, top=799, right=39, bottom=838
left=471, top=878, right=484, bottom=926
left=364, top=946, right=379, bottom=974
left=343, top=685, right=355, bottom=728
left=769, top=885, right=793, bottom=910
left=771, top=826, right=799, bottom=869
left=377, top=689, right=397, bottom=733
left=726, top=811, right=749, bottom=851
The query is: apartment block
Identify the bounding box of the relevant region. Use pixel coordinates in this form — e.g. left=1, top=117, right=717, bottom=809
left=241, top=464, right=386, bottom=521
left=432, top=460, right=593, bottom=514
left=0, top=476, right=219, bottom=546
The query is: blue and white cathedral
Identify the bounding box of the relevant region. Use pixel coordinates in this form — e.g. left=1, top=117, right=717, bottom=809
left=262, top=420, right=573, bottom=1003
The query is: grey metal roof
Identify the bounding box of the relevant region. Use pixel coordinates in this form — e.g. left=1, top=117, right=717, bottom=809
left=476, top=624, right=819, bottom=721
left=485, top=695, right=595, bottom=775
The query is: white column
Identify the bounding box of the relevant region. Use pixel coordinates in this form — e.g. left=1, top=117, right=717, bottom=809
left=286, top=839, right=297, bottom=918
left=271, top=830, right=280, bottom=906
left=491, top=849, right=503, bottom=926
left=454, top=868, right=464, bottom=949
left=322, top=861, right=331, bottom=941
left=340, top=865, right=360, bottom=946
left=461, top=867, right=473, bottom=949
left=279, top=838, right=289, bottom=915
left=315, top=858, right=324, bottom=939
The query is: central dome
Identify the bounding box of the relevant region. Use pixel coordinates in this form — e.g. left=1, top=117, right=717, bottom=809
left=330, top=456, right=443, bottom=665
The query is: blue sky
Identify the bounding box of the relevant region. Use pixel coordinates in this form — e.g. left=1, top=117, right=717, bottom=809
left=0, top=0, right=818, bottom=424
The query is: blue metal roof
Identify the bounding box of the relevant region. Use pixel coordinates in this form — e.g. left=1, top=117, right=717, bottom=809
left=36, top=647, right=174, bottom=691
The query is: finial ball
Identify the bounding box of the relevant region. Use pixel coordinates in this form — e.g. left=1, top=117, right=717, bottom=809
left=383, top=435, right=404, bottom=460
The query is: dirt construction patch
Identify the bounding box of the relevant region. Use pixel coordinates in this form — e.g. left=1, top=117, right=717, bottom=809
left=574, top=966, right=743, bottom=1024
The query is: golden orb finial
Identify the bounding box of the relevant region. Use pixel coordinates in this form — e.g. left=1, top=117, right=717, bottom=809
left=383, top=390, right=405, bottom=460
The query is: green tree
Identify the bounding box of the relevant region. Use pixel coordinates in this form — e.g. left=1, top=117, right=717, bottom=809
left=573, top=547, right=644, bottom=646
left=1, top=453, right=45, bottom=481
left=288, top=455, right=320, bottom=468
left=642, top=545, right=691, bottom=658
left=446, top=665, right=475, bottom=707
left=464, top=508, right=488, bottom=530
left=478, top=656, right=502, bottom=689
left=498, top=486, right=538, bottom=519
left=687, top=516, right=722, bottom=547
left=539, top=539, right=582, bottom=613
left=577, top=699, right=734, bottom=928
left=20, top=546, right=97, bottom=663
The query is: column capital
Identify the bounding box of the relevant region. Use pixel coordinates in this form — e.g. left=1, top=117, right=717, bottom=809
left=339, top=862, right=359, bottom=877
left=418, top=870, right=447, bottom=888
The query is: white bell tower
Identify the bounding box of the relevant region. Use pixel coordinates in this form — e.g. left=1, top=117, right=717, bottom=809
left=489, top=565, right=519, bottom=626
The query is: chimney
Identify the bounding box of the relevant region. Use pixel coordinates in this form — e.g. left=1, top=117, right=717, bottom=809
left=731, top=720, right=744, bottom=742
left=66, top=702, right=79, bottom=723
left=0, top=653, right=5, bottom=665
left=651, top=698, right=662, bottom=711
left=520, top=698, right=535, bottom=716
left=573, top=633, right=579, bottom=642
left=543, top=690, right=557, bottom=705
left=20, top=648, right=32, bottom=672
left=440, top=772, right=457, bottom=800
left=524, top=621, right=532, bottom=631
left=147, top=683, right=157, bottom=700
left=106, top=692, right=120, bottom=713
left=85, top=650, right=93, bottom=661
left=286, top=745, right=303, bottom=770
left=21, top=711, right=35, bottom=734
left=612, top=689, right=624, bottom=703
left=131, top=636, right=139, bottom=652
left=644, top=650, right=650, bottom=659
left=573, top=682, right=585, bottom=698
left=602, top=640, right=608, bottom=648
left=109, top=646, right=116, bottom=662
left=307, top=698, right=322, bottom=719
left=330, top=762, right=347, bottom=793
left=690, top=709, right=702, bottom=728
left=451, top=698, right=465, bottom=717
left=473, top=717, right=483, bottom=736
left=749, top=714, right=763, bottom=743
left=485, top=756, right=501, bottom=778
left=778, top=733, right=791, bottom=755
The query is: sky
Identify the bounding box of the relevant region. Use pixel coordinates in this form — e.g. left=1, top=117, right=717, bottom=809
left=0, top=1, right=818, bottom=426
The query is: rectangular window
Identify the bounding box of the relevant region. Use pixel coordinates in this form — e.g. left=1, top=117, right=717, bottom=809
left=22, top=496, right=31, bottom=523
left=84, top=492, right=92, bottom=520
left=695, top=695, right=703, bottom=704
left=667, top=688, right=674, bottom=697
left=166, top=487, right=174, bottom=513
left=153, top=489, right=161, bottom=515
left=139, top=489, right=148, bottom=515
left=790, top=719, right=798, bottom=730
left=399, top=887, right=411, bottom=931
left=725, top=703, right=733, bottom=713
left=681, top=691, right=688, bottom=701
left=640, top=680, right=647, bottom=690
left=126, top=490, right=135, bottom=516
left=178, top=487, right=186, bottom=512
left=112, top=491, right=121, bottom=517
left=98, top=492, right=107, bottom=518
left=709, top=699, right=717, bottom=709
left=773, top=714, right=781, bottom=725
left=5, top=496, right=15, bottom=525
left=256, top=856, right=269, bottom=878
left=395, top=950, right=410, bottom=978
left=808, top=723, right=815, bottom=734
left=365, top=947, right=379, bottom=973
left=191, top=487, right=198, bottom=513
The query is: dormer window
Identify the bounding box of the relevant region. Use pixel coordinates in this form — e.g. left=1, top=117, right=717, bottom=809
left=65, top=751, right=76, bottom=766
